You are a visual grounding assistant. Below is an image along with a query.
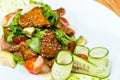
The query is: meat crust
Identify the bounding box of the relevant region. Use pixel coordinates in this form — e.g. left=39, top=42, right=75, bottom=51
left=19, top=7, right=50, bottom=27
left=41, top=30, right=61, bottom=58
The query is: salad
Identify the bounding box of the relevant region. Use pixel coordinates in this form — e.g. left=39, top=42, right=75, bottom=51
left=0, top=0, right=110, bottom=80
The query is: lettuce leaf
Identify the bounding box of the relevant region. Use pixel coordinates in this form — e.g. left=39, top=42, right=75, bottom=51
left=26, top=37, right=40, bottom=53
left=13, top=54, right=24, bottom=65
left=55, top=29, right=76, bottom=45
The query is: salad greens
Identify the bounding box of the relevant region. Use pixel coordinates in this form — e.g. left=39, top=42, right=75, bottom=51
left=25, top=28, right=47, bottom=53
left=6, top=32, right=14, bottom=43
left=13, top=54, right=24, bottom=65
left=9, top=11, right=22, bottom=35
left=33, top=28, right=47, bottom=39
left=55, top=29, right=76, bottom=45
left=26, top=37, right=40, bottom=53
left=0, top=0, right=110, bottom=80
left=6, top=11, right=24, bottom=43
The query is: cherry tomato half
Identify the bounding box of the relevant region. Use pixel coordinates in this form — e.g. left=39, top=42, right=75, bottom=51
left=24, top=56, right=44, bottom=74
left=77, top=54, right=88, bottom=60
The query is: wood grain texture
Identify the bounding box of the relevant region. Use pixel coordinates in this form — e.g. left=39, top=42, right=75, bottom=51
left=96, top=0, right=120, bottom=16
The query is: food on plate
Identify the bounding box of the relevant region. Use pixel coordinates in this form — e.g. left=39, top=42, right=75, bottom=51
left=0, top=50, right=16, bottom=68
left=19, top=7, right=50, bottom=27
left=24, top=56, right=44, bottom=74
left=52, top=50, right=73, bottom=80
left=0, top=0, right=110, bottom=80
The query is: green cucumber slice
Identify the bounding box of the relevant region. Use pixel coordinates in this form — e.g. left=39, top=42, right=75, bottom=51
left=88, top=47, right=110, bottom=78
left=0, top=50, right=16, bottom=68
left=52, top=50, right=73, bottom=80
left=67, top=73, right=99, bottom=80
left=72, top=54, right=97, bottom=77
left=67, top=73, right=110, bottom=80
left=76, top=35, right=87, bottom=45
left=74, top=45, right=89, bottom=55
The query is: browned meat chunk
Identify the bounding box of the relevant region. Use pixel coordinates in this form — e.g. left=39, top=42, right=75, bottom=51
left=0, top=35, right=19, bottom=52
left=55, top=7, right=65, bottom=16
left=15, top=42, right=38, bottom=60
left=65, top=41, right=76, bottom=52
left=19, top=7, right=50, bottom=27
left=41, top=30, right=61, bottom=58
left=56, top=21, right=75, bottom=36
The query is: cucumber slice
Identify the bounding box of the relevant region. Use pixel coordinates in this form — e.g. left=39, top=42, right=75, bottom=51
left=76, top=35, right=87, bottom=45
left=72, top=55, right=97, bottom=77
left=74, top=45, right=89, bottom=55
left=67, top=73, right=99, bottom=80
left=0, top=50, right=16, bottom=68
left=52, top=50, right=73, bottom=80
left=67, top=73, right=110, bottom=80
left=88, top=47, right=110, bottom=78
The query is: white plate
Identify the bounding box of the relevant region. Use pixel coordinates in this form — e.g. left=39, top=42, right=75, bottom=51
left=0, top=0, right=120, bottom=80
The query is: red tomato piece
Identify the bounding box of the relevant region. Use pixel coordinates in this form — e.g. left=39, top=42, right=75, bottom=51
left=24, top=56, right=44, bottom=74
left=77, top=54, right=88, bottom=60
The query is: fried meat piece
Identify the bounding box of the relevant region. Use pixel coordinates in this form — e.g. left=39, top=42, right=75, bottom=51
left=65, top=41, right=76, bottom=52
left=15, top=42, right=38, bottom=60
left=19, top=7, right=50, bottom=27
left=0, top=35, right=19, bottom=52
left=41, top=30, right=61, bottom=58
left=55, top=7, right=65, bottom=16
left=56, top=21, right=75, bottom=36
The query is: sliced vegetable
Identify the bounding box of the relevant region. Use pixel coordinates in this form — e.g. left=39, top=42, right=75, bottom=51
left=88, top=47, right=110, bottom=78
left=74, top=45, right=89, bottom=56
left=24, top=56, right=44, bottom=74
left=52, top=50, right=73, bottom=80
left=67, top=73, right=99, bottom=80
left=26, top=37, right=40, bottom=53
left=0, top=50, right=16, bottom=68
left=77, top=54, right=88, bottom=60
left=72, top=54, right=97, bottom=77
left=76, top=35, right=87, bottom=45
left=22, top=27, right=35, bottom=37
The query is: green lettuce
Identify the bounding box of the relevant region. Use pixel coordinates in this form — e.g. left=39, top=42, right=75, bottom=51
left=26, top=37, right=40, bottom=53
left=13, top=54, right=24, bottom=65
left=55, top=29, right=76, bottom=45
